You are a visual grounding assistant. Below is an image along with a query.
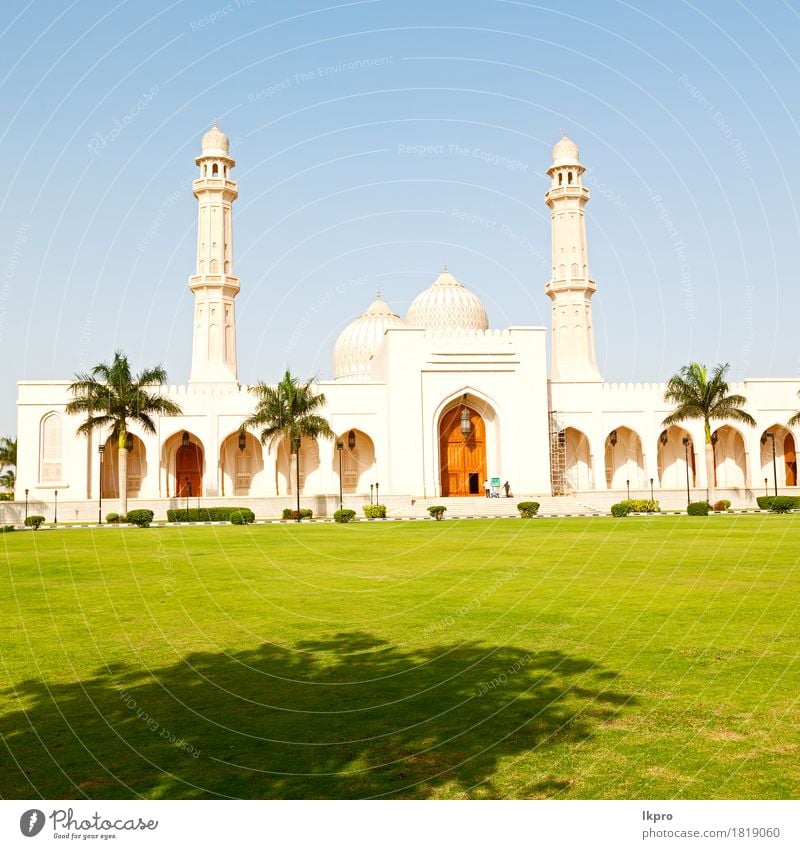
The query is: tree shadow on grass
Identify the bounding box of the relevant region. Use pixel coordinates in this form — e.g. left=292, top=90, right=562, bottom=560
left=0, top=633, right=634, bottom=799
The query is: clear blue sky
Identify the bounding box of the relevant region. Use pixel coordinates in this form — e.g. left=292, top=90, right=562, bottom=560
left=1, top=0, right=799, bottom=436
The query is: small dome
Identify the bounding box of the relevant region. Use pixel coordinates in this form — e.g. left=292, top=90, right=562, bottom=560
left=406, top=267, right=489, bottom=333
left=333, top=295, right=406, bottom=380
left=551, top=133, right=580, bottom=166
left=201, top=121, right=230, bottom=156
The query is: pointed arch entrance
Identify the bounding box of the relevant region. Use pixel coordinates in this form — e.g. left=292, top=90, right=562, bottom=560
left=439, top=402, right=487, bottom=496
left=175, top=433, right=204, bottom=497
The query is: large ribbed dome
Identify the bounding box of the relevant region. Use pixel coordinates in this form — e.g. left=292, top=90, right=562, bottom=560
left=333, top=295, right=406, bottom=380
left=406, top=267, right=489, bottom=332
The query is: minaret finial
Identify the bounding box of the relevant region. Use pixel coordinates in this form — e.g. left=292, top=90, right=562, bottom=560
left=443, top=260, right=448, bottom=272
left=376, top=286, right=382, bottom=299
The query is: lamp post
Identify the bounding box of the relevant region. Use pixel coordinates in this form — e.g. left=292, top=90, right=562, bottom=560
left=682, top=437, right=691, bottom=506
left=375, top=482, right=379, bottom=503
left=626, top=479, right=630, bottom=500
left=185, top=478, right=190, bottom=514
left=54, top=490, right=58, bottom=525
left=24, top=488, right=29, bottom=522
left=650, top=477, right=654, bottom=502
left=764, top=477, right=768, bottom=496
left=762, top=431, right=778, bottom=497
left=370, top=483, right=374, bottom=505
left=337, top=440, right=344, bottom=511
left=98, top=444, right=104, bottom=524
left=294, top=436, right=301, bottom=522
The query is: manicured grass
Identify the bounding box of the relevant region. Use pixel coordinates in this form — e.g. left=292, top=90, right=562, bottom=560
left=1, top=515, right=798, bottom=799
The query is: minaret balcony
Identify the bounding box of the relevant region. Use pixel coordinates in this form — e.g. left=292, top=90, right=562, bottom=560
left=192, top=178, right=238, bottom=198
left=544, top=185, right=590, bottom=203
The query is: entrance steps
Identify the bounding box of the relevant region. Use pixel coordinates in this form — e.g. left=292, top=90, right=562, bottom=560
left=392, top=495, right=599, bottom=519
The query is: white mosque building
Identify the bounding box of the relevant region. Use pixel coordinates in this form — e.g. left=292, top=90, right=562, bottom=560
left=7, top=127, right=800, bottom=520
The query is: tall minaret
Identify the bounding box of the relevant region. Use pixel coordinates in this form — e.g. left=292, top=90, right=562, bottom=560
left=189, top=122, right=239, bottom=384
left=544, top=134, right=601, bottom=381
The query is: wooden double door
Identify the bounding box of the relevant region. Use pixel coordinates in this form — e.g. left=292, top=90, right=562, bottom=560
left=176, top=443, right=203, bottom=497
left=439, top=406, right=487, bottom=496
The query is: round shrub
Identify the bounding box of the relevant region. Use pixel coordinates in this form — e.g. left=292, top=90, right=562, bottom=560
left=230, top=508, right=255, bottom=525
left=687, top=501, right=709, bottom=516
left=125, top=509, right=154, bottom=527
left=105, top=512, right=120, bottom=524
left=428, top=505, right=446, bottom=520
left=517, top=501, right=540, bottom=518
left=610, top=502, right=632, bottom=517
left=334, top=509, right=357, bottom=523
left=363, top=504, right=387, bottom=519
left=24, top=515, right=45, bottom=530
left=712, top=500, right=731, bottom=512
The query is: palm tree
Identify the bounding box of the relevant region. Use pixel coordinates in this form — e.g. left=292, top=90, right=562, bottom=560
left=788, top=391, right=800, bottom=428
left=241, top=369, right=334, bottom=519
left=0, top=468, right=15, bottom=494
left=66, top=351, right=182, bottom=516
left=0, top=436, right=16, bottom=469
left=662, top=362, right=755, bottom=504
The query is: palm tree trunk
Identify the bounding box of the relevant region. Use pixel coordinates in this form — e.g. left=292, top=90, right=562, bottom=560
left=704, top=441, right=715, bottom=506
left=119, top=447, right=128, bottom=517
left=295, top=446, right=301, bottom=521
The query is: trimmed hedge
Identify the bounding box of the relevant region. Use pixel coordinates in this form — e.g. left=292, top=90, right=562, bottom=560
left=517, top=501, right=540, bottom=518
left=610, top=502, right=632, bottom=517
left=712, top=500, right=731, bottom=512
left=618, top=499, right=660, bottom=513
left=167, top=507, right=255, bottom=522
left=230, top=508, right=255, bottom=525
left=106, top=512, right=121, bottom=523
left=0, top=525, right=15, bottom=533
left=282, top=508, right=313, bottom=521
left=428, top=505, right=446, bottom=520
left=334, top=509, right=357, bottom=523
left=24, top=515, right=45, bottom=530
left=126, top=509, right=154, bottom=527
left=757, top=495, right=800, bottom=512
left=687, top=501, right=709, bottom=516
left=363, top=504, right=387, bottom=519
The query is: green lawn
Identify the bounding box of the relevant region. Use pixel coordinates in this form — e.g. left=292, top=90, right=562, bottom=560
left=1, top=516, right=798, bottom=799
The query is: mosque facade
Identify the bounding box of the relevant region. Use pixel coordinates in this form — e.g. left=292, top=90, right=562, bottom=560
left=9, top=127, right=800, bottom=517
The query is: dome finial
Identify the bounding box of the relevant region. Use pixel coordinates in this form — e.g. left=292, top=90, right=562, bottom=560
left=443, top=260, right=448, bottom=272
left=376, top=286, right=382, bottom=299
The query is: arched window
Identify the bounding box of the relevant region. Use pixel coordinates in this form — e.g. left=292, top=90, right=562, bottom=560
left=40, top=413, right=62, bottom=482
left=212, top=163, right=219, bottom=177
left=558, top=172, right=563, bottom=185
left=203, top=164, right=207, bottom=177
left=568, top=171, right=573, bottom=184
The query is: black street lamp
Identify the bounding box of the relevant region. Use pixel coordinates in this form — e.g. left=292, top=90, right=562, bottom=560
left=337, top=440, right=344, bottom=511
left=370, top=483, right=374, bottom=505
left=762, top=431, right=778, bottom=497
left=626, top=479, right=630, bottom=500
left=294, top=436, right=302, bottom=522
left=375, top=482, right=379, bottom=503
left=682, top=437, right=691, bottom=506
left=650, top=477, right=654, bottom=502
left=98, top=444, right=104, bottom=524
left=54, top=490, right=58, bottom=525
left=24, top=488, right=29, bottom=522
left=185, top=478, right=190, bottom=514
left=764, top=477, right=769, bottom=497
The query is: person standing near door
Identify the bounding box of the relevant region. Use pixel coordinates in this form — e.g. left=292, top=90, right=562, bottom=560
left=483, top=478, right=490, bottom=498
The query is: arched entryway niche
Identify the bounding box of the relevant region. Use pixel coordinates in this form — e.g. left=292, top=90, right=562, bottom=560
left=564, top=427, right=592, bottom=491
left=438, top=394, right=495, bottom=496
left=332, top=429, right=376, bottom=494
left=712, top=425, right=747, bottom=488
left=759, top=425, right=797, bottom=488
left=163, top=431, right=205, bottom=498
left=656, top=425, right=696, bottom=489
left=220, top=431, right=264, bottom=496
left=604, top=426, right=645, bottom=489
left=275, top=435, right=321, bottom=495
left=101, top=434, right=146, bottom=498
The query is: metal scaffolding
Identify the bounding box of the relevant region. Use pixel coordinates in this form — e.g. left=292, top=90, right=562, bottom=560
left=549, top=410, right=566, bottom=496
